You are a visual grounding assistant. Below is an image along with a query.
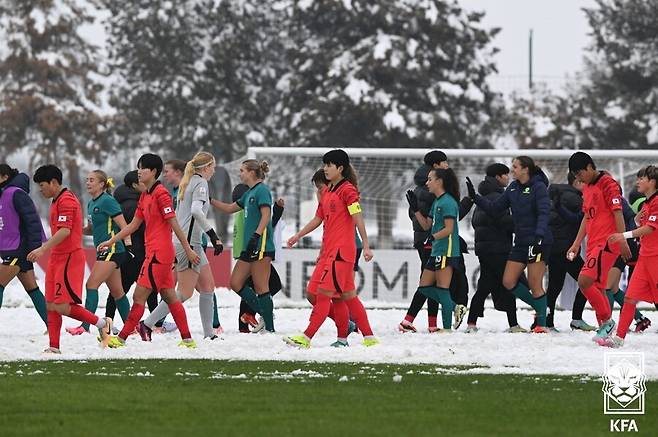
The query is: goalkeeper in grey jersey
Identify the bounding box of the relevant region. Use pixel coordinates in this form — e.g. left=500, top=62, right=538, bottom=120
left=139, top=152, right=225, bottom=340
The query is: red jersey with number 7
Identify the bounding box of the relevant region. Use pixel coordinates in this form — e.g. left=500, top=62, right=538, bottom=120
left=135, top=181, right=177, bottom=260
left=49, top=188, right=83, bottom=255
left=639, top=192, right=658, bottom=257
left=582, top=171, right=622, bottom=249
left=315, top=179, right=360, bottom=263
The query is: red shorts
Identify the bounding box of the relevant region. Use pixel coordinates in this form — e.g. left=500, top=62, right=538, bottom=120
left=137, top=254, right=175, bottom=292
left=580, top=242, right=620, bottom=288
left=626, top=256, right=658, bottom=303
left=45, top=250, right=85, bottom=304
left=307, top=260, right=340, bottom=298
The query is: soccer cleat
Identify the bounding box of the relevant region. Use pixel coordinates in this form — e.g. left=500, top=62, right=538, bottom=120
left=548, top=327, right=560, bottom=333
left=284, top=335, right=310, bottom=348
left=160, top=320, right=178, bottom=333
left=532, top=326, right=550, bottom=334
left=398, top=320, right=417, bottom=333
left=362, top=337, right=380, bottom=346
left=43, top=347, right=61, bottom=354
left=570, top=319, right=596, bottom=331
left=214, top=326, right=225, bottom=336
left=430, top=328, right=452, bottom=334
left=240, top=313, right=259, bottom=329
left=593, top=318, right=616, bottom=342
left=505, top=325, right=528, bottom=333
left=453, top=304, right=467, bottom=329
left=138, top=321, right=153, bottom=342
left=330, top=340, right=349, bottom=347
left=596, top=335, right=624, bottom=348
left=98, top=317, right=112, bottom=348
left=111, top=326, right=119, bottom=335
left=204, top=335, right=219, bottom=341
left=427, top=326, right=441, bottom=333
left=178, top=339, right=197, bottom=349
left=634, top=317, right=651, bottom=333
left=465, top=325, right=479, bottom=333
left=65, top=325, right=88, bottom=336
left=107, top=336, right=126, bottom=348
left=252, top=316, right=266, bottom=334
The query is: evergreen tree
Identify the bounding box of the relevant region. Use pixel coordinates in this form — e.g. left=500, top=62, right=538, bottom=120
left=0, top=0, right=110, bottom=193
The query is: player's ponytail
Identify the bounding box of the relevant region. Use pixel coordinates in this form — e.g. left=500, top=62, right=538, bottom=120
left=91, top=170, right=114, bottom=194
left=343, top=164, right=359, bottom=188
left=179, top=151, right=215, bottom=202
left=434, top=168, right=460, bottom=202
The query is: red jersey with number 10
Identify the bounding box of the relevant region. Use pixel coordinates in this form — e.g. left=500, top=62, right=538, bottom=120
left=49, top=188, right=83, bottom=255
left=582, top=171, right=622, bottom=249
left=315, top=179, right=360, bottom=263
left=135, top=181, right=177, bottom=260
left=639, top=192, right=658, bottom=257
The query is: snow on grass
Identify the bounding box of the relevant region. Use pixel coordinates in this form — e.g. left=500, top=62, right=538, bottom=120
left=1, top=285, right=656, bottom=379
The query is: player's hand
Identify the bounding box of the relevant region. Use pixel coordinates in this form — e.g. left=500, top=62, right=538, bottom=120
left=607, top=232, right=625, bottom=245
left=566, top=244, right=579, bottom=261
left=186, top=248, right=201, bottom=265
left=26, top=246, right=45, bottom=262
left=247, top=233, right=261, bottom=258
left=97, top=240, right=113, bottom=253
left=465, top=177, right=476, bottom=200
left=287, top=234, right=300, bottom=248
left=363, top=247, right=373, bottom=262
left=211, top=240, right=224, bottom=256
left=619, top=240, right=631, bottom=261
left=275, top=198, right=285, bottom=208
left=405, top=190, right=419, bottom=213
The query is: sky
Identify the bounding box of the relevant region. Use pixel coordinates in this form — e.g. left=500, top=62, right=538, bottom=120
left=458, top=0, right=598, bottom=94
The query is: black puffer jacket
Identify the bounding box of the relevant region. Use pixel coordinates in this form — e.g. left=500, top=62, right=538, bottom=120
left=113, top=184, right=145, bottom=258
left=409, top=164, right=434, bottom=248
left=548, top=184, right=582, bottom=253
left=472, top=176, right=514, bottom=256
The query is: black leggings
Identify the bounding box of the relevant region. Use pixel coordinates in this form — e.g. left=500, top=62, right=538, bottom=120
left=467, top=254, right=518, bottom=327
left=546, top=250, right=587, bottom=327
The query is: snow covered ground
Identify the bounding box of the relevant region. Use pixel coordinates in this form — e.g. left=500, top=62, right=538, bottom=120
left=1, top=284, right=656, bottom=379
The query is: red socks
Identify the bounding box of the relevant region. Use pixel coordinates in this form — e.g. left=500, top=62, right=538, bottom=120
left=428, top=316, right=438, bottom=329
left=68, top=303, right=100, bottom=326
left=616, top=301, right=636, bottom=339
left=332, top=300, right=350, bottom=339
left=304, top=293, right=331, bottom=339
left=345, top=297, right=374, bottom=336
left=581, top=285, right=611, bottom=324
left=47, top=310, right=62, bottom=349
left=120, top=303, right=145, bottom=340
left=169, top=301, right=191, bottom=340
left=404, top=314, right=415, bottom=324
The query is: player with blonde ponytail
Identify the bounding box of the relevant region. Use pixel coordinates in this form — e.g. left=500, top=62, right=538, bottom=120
left=139, top=152, right=225, bottom=340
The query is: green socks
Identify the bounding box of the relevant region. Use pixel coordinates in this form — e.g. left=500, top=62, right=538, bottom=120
left=533, top=294, right=548, bottom=327
left=212, top=292, right=221, bottom=329
left=82, top=288, right=99, bottom=331
left=607, top=289, right=643, bottom=320
left=418, top=286, right=454, bottom=329
left=258, top=292, right=274, bottom=332
left=238, top=286, right=261, bottom=315
left=115, top=294, right=131, bottom=322
left=27, top=288, right=48, bottom=325
left=510, top=283, right=534, bottom=307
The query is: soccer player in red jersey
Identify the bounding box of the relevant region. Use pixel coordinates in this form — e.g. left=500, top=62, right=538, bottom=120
left=598, top=165, right=658, bottom=347
left=98, top=154, right=200, bottom=348
left=28, top=165, right=112, bottom=353
left=566, top=152, right=631, bottom=342
left=285, top=149, right=378, bottom=348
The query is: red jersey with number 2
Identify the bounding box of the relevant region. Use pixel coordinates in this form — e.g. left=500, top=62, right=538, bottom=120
left=582, top=172, right=622, bottom=249
left=315, top=179, right=359, bottom=263
left=135, top=181, right=177, bottom=260
left=49, top=188, right=83, bottom=255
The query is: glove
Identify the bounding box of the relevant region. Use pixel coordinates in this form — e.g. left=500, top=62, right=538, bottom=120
left=465, top=177, right=476, bottom=200
left=246, top=232, right=261, bottom=259
left=205, top=229, right=224, bottom=256
left=406, top=190, right=419, bottom=213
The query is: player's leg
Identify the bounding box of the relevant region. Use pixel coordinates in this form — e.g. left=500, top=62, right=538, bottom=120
left=251, top=256, right=274, bottom=332
left=231, top=259, right=261, bottom=315
left=71, top=260, right=115, bottom=333
left=106, top=266, right=131, bottom=324
left=160, top=286, right=194, bottom=346
left=433, top=262, right=455, bottom=330
left=15, top=266, right=47, bottom=326
left=195, top=264, right=217, bottom=338
left=0, top=261, right=20, bottom=309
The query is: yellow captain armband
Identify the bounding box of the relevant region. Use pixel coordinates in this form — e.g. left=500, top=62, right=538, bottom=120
left=348, top=202, right=362, bottom=215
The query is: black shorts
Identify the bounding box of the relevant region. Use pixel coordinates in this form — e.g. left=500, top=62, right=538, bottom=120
left=96, top=250, right=128, bottom=268
left=239, top=251, right=275, bottom=262
left=508, top=244, right=551, bottom=265
left=1, top=255, right=33, bottom=273
left=354, top=248, right=362, bottom=272
left=424, top=255, right=460, bottom=272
